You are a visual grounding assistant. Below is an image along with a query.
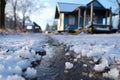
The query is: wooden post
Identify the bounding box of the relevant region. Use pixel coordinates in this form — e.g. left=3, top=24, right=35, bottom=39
left=83, top=8, right=86, bottom=29
left=109, top=7, right=112, bottom=31
left=105, top=11, right=108, bottom=25
left=109, top=7, right=112, bottom=26
left=90, top=1, right=93, bottom=25
left=78, top=8, right=81, bottom=29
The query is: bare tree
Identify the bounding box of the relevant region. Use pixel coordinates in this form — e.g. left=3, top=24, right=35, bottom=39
left=17, top=0, right=32, bottom=29
left=0, top=0, right=6, bottom=29
left=9, top=0, right=18, bottom=30
left=7, top=0, right=47, bottom=31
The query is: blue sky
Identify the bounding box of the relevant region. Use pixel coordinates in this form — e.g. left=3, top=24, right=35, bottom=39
left=30, top=0, right=117, bottom=30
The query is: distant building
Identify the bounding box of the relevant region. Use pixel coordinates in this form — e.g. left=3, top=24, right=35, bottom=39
left=55, top=0, right=117, bottom=33
left=25, top=22, right=42, bottom=33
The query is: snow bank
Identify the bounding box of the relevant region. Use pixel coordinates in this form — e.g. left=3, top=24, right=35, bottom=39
left=0, top=34, right=46, bottom=79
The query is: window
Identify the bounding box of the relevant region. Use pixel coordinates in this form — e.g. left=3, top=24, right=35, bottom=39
left=27, top=26, right=32, bottom=29
left=68, top=15, right=75, bottom=25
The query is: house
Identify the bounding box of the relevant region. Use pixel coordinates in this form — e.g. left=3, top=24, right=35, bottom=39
left=25, top=22, right=42, bottom=33
left=55, top=0, right=116, bottom=33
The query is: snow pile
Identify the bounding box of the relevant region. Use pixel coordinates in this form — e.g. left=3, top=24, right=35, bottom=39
left=94, top=57, right=109, bottom=72
left=76, top=54, right=81, bottom=59
left=103, top=68, right=119, bottom=80
left=25, top=67, right=37, bottom=78
left=52, top=34, right=120, bottom=79
left=65, top=62, right=74, bottom=70
left=0, top=34, right=46, bottom=79
left=65, top=52, right=70, bottom=56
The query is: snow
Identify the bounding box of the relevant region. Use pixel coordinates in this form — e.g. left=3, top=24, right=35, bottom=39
left=0, top=33, right=46, bottom=79
left=6, top=75, right=25, bottom=80
left=76, top=54, right=81, bottom=59
left=52, top=34, right=120, bottom=79
left=24, top=67, right=37, bottom=78
left=94, top=57, right=109, bottom=72
left=65, top=62, right=74, bottom=70
left=95, top=27, right=110, bottom=31
left=103, top=68, right=119, bottom=80
left=65, top=52, right=70, bottom=56
left=73, top=58, right=77, bottom=62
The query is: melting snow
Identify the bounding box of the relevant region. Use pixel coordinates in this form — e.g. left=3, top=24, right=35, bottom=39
left=103, top=68, right=119, bottom=80
left=52, top=34, right=120, bottom=79
left=0, top=33, right=46, bottom=79
left=65, top=62, right=74, bottom=69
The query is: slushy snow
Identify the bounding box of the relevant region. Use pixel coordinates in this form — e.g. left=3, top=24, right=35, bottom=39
left=52, top=34, right=120, bottom=79
left=103, top=68, right=119, bottom=80
left=25, top=67, right=37, bottom=78
left=0, top=34, right=46, bottom=79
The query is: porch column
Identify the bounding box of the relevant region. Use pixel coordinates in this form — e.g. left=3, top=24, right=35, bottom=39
left=78, top=8, right=81, bottom=29
left=90, top=1, right=93, bottom=25
left=109, top=7, right=112, bottom=26
left=105, top=11, right=108, bottom=25
left=83, top=8, right=87, bottom=29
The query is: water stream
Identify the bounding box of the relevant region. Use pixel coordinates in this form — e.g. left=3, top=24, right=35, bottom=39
left=36, top=37, right=106, bottom=80
left=36, top=37, right=65, bottom=80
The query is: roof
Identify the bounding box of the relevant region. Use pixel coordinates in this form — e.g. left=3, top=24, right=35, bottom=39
left=57, top=2, right=85, bottom=13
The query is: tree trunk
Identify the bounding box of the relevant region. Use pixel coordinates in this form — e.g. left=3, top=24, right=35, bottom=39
left=13, top=6, right=17, bottom=30
left=0, top=0, right=6, bottom=29
left=22, top=13, right=25, bottom=29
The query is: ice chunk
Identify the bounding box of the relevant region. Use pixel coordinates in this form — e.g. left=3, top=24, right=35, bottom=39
left=65, top=62, right=73, bottom=69
left=94, top=58, right=108, bottom=72
left=103, top=68, right=119, bottom=80
left=65, top=52, right=70, bottom=56
left=76, top=54, right=81, bottom=59
left=25, top=67, right=37, bottom=78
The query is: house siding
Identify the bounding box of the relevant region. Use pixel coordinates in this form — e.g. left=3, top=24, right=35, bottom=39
left=64, top=13, right=78, bottom=31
